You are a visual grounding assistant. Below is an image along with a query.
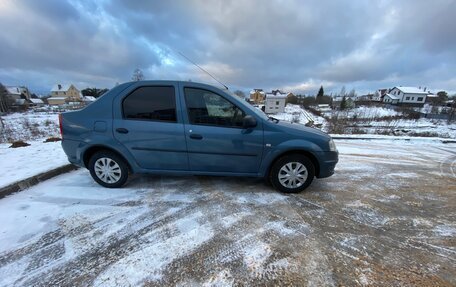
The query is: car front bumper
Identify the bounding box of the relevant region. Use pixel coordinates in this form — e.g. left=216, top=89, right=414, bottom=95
left=316, top=150, right=339, bottom=178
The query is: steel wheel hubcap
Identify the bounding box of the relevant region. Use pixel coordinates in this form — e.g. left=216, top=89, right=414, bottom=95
left=278, top=162, right=308, bottom=188
left=94, top=157, right=121, bottom=184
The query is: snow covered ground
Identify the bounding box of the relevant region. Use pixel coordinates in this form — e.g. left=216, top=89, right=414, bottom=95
left=323, top=106, right=402, bottom=119
left=273, top=104, right=328, bottom=129
left=0, top=140, right=455, bottom=286
left=273, top=104, right=314, bottom=124
left=0, top=111, right=60, bottom=143
left=352, top=118, right=456, bottom=138
left=1, top=105, right=455, bottom=144
left=282, top=105, right=456, bottom=138
left=330, top=133, right=456, bottom=143
left=0, top=140, right=68, bottom=189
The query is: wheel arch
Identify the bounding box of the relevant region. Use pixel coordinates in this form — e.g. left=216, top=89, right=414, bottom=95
left=83, top=145, right=132, bottom=172
left=266, top=149, right=320, bottom=178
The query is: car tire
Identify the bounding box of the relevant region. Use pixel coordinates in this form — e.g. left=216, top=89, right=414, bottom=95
left=269, top=154, right=315, bottom=193
left=88, top=151, right=129, bottom=188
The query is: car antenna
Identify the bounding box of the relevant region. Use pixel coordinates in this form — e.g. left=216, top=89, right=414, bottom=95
left=176, top=50, right=229, bottom=90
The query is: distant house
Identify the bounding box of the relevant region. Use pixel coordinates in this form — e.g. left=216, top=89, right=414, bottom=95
left=383, top=94, right=400, bottom=104
left=29, top=98, right=45, bottom=107
left=286, top=92, right=297, bottom=104
left=384, top=87, right=428, bottom=106
left=249, top=89, right=265, bottom=104
left=82, top=96, right=97, bottom=104
left=5, top=86, right=32, bottom=110
left=377, top=89, right=389, bottom=102
left=265, top=90, right=288, bottom=114
left=6, top=86, right=31, bottom=100
left=331, top=96, right=343, bottom=108
left=47, top=96, right=67, bottom=106
left=316, top=104, right=332, bottom=112
left=356, top=94, right=378, bottom=102
left=424, top=93, right=439, bottom=104
left=48, top=84, right=81, bottom=105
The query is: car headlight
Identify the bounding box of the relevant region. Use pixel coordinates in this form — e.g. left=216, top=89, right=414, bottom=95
left=328, top=139, right=337, bottom=152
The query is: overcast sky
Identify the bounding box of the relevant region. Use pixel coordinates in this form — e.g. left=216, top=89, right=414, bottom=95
left=1, top=0, right=455, bottom=95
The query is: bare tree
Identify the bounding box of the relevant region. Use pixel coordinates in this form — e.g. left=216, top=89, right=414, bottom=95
left=348, top=88, right=356, bottom=99
left=132, top=68, right=145, bottom=81
left=81, top=87, right=109, bottom=98
left=339, top=86, right=346, bottom=97
left=0, top=84, right=9, bottom=131
left=448, top=99, right=456, bottom=123
left=0, top=83, right=12, bottom=113
left=233, top=90, right=246, bottom=99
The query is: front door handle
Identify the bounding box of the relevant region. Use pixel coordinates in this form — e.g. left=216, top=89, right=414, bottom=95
left=116, top=128, right=129, bottom=134
left=189, top=134, right=203, bottom=140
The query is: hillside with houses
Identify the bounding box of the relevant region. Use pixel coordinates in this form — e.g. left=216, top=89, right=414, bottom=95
left=247, top=85, right=456, bottom=138
left=0, top=82, right=106, bottom=142
left=0, top=82, right=455, bottom=143
left=0, top=83, right=99, bottom=113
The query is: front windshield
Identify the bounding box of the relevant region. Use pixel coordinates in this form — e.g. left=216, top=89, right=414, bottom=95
left=226, top=90, right=269, bottom=121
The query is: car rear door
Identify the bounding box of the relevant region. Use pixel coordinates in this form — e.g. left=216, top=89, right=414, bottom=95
left=112, top=82, right=189, bottom=171
left=180, top=84, right=264, bottom=174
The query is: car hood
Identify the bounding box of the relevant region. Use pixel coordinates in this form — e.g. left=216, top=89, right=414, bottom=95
left=274, top=120, right=331, bottom=139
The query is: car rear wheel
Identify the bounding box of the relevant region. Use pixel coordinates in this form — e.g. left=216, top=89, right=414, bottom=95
left=88, top=151, right=128, bottom=188
left=270, top=154, right=315, bottom=193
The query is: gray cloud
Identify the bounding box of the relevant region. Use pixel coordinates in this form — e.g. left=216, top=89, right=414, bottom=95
left=0, top=0, right=161, bottom=90
left=0, top=0, right=455, bottom=94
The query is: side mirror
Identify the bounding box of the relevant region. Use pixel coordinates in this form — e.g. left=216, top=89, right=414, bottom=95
left=242, top=115, right=257, bottom=129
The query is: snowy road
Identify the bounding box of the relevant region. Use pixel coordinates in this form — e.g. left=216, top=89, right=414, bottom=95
left=0, top=140, right=455, bottom=286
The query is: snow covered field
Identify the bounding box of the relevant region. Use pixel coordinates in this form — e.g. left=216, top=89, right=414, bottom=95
left=273, top=104, right=314, bottom=124
left=271, top=105, right=456, bottom=138
left=0, top=140, right=68, bottom=188
left=272, top=104, right=328, bottom=129
left=0, top=111, right=60, bottom=143
left=324, top=106, right=402, bottom=119
left=351, top=118, right=456, bottom=138
left=0, top=140, right=455, bottom=286
left=1, top=105, right=455, bottom=144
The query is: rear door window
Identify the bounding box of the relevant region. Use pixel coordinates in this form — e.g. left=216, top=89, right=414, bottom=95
left=123, top=86, right=177, bottom=122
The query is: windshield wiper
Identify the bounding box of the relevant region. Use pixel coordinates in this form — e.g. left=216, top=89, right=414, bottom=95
left=268, top=116, right=280, bottom=123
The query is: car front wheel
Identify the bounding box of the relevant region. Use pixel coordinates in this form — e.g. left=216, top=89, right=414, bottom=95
left=88, top=151, right=129, bottom=188
left=270, top=154, right=315, bottom=193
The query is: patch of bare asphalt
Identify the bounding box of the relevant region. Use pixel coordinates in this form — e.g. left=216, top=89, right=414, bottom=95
left=0, top=141, right=455, bottom=286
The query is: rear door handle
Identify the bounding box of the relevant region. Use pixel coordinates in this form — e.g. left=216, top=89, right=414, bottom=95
left=189, top=134, right=203, bottom=140
left=116, top=128, right=129, bottom=134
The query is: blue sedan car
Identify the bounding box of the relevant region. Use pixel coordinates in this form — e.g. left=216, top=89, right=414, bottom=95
left=60, top=81, right=338, bottom=193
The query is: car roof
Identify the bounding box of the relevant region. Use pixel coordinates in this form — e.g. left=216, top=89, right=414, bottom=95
left=123, top=80, right=226, bottom=90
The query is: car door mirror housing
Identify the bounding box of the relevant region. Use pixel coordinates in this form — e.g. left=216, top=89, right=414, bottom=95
left=242, top=115, right=257, bottom=129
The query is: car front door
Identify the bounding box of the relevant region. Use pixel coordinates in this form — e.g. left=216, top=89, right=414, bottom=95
left=113, top=84, right=189, bottom=171
left=181, top=86, right=264, bottom=174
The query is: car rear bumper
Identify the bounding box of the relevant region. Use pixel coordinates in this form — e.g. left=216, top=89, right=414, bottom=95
left=316, top=151, right=339, bottom=178
left=61, top=139, right=85, bottom=167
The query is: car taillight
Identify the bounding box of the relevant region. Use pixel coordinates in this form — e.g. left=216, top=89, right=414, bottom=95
left=59, top=113, right=63, bottom=138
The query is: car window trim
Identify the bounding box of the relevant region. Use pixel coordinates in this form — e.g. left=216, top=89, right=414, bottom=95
left=183, top=87, right=247, bottom=129
left=121, top=85, right=178, bottom=123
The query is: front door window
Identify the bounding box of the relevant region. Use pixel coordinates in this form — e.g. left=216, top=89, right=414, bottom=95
left=184, top=88, right=245, bottom=128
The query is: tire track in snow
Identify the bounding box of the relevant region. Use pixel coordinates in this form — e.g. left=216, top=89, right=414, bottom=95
left=16, top=199, right=206, bottom=286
